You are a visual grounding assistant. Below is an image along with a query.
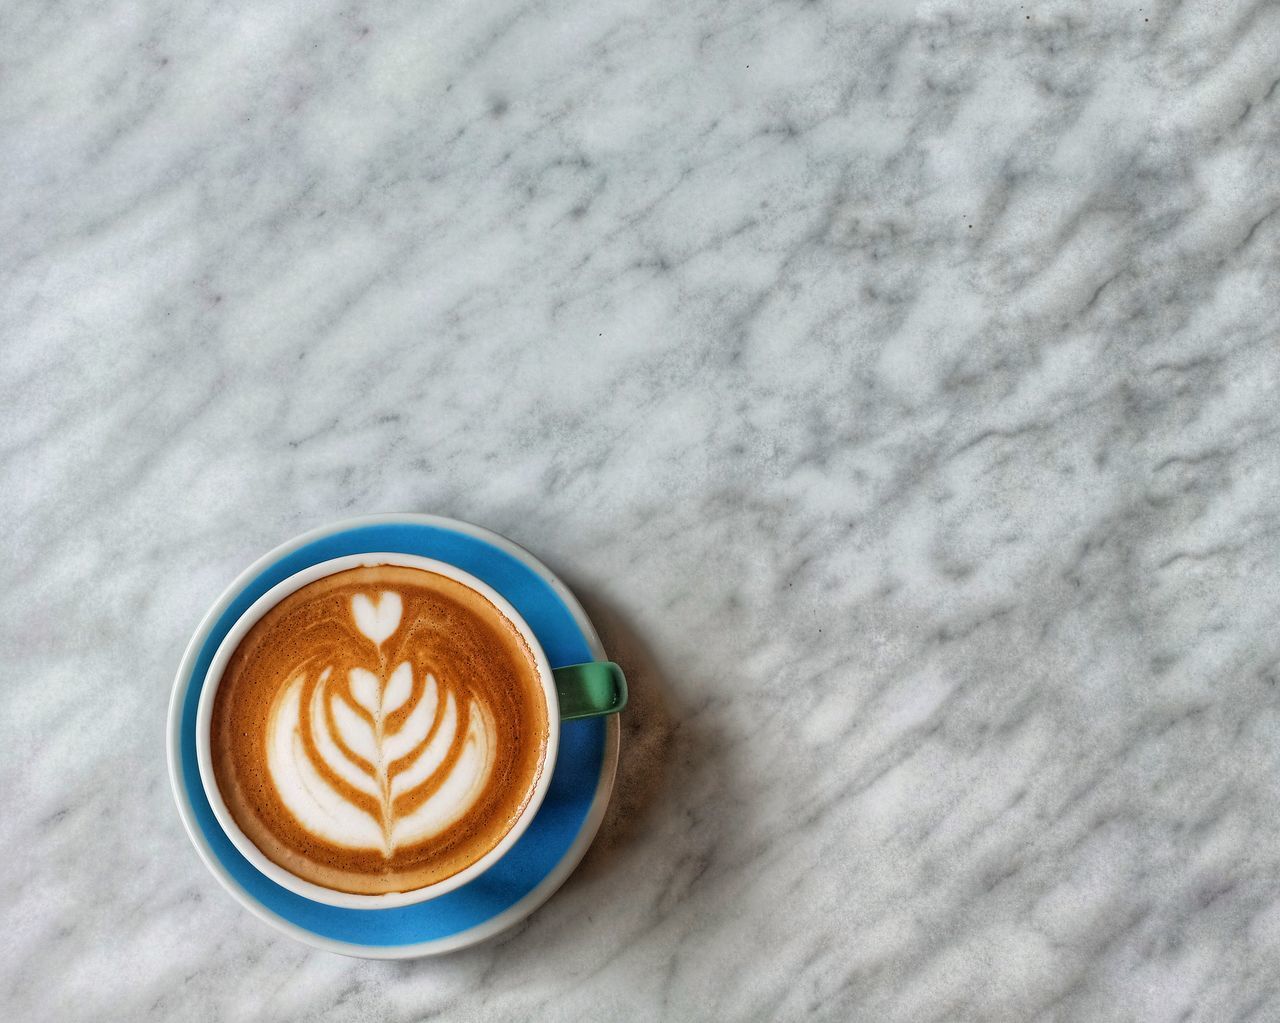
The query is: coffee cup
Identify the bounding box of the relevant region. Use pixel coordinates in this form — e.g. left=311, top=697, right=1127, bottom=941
left=194, top=552, right=626, bottom=909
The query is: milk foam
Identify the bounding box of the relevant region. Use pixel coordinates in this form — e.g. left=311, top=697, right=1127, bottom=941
left=264, top=589, right=499, bottom=855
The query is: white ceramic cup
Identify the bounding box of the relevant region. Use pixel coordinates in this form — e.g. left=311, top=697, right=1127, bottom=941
left=194, top=552, right=560, bottom=910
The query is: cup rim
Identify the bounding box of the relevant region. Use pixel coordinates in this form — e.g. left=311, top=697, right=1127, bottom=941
left=194, top=551, right=560, bottom=910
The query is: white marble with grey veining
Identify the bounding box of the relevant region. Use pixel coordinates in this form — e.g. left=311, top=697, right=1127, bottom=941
left=3, top=0, right=1280, bottom=1019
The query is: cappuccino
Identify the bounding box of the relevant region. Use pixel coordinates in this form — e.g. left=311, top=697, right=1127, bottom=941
left=210, top=565, right=549, bottom=895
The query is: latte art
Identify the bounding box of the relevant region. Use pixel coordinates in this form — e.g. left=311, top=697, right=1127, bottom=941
left=210, top=565, right=549, bottom=896
left=266, top=591, right=499, bottom=856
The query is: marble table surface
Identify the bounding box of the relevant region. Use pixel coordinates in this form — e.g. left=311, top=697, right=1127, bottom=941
left=4, top=0, right=1280, bottom=1019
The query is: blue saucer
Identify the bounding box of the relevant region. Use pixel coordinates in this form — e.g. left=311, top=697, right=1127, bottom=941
left=167, top=515, right=619, bottom=957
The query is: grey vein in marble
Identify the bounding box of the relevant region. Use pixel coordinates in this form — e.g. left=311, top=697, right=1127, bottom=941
left=3, top=0, right=1280, bottom=1020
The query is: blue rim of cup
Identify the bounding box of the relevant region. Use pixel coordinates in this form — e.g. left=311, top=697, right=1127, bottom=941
left=166, top=514, right=619, bottom=958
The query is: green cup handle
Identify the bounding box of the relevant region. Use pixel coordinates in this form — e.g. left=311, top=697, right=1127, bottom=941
left=553, top=661, right=628, bottom=720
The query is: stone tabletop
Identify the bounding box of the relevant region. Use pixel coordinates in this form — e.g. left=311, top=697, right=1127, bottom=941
left=3, top=0, right=1280, bottom=1019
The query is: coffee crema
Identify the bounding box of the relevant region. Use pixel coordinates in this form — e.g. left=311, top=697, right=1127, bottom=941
left=210, top=565, right=549, bottom=895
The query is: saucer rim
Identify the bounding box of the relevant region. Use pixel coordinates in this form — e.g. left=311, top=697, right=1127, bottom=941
left=165, top=513, right=620, bottom=959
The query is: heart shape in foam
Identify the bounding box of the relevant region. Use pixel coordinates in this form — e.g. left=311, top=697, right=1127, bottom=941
left=352, top=591, right=403, bottom=646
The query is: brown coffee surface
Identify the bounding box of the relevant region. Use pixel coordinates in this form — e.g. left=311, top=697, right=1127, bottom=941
left=210, top=565, right=549, bottom=895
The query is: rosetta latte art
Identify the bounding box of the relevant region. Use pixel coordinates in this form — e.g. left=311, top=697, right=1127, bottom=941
left=266, top=590, right=499, bottom=855
left=212, top=564, right=548, bottom=894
